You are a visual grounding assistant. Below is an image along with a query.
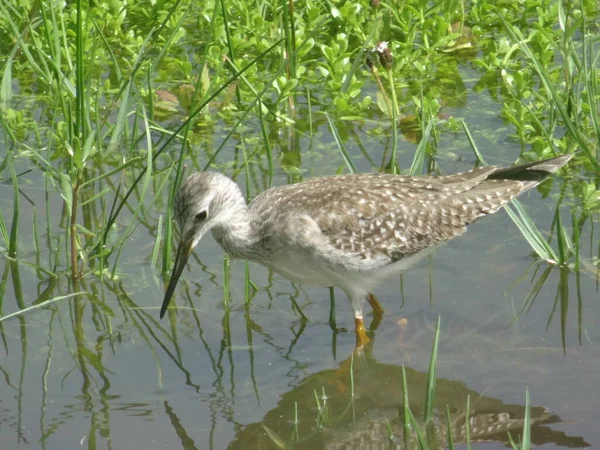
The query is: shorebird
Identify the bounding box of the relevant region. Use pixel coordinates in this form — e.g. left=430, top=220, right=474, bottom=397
left=160, top=155, right=571, bottom=347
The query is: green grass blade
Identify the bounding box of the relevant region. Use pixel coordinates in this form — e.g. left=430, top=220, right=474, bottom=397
left=408, top=120, right=432, bottom=176
left=505, top=200, right=558, bottom=263
left=326, top=112, right=358, bottom=174
left=152, top=215, right=163, bottom=268
left=508, top=432, right=518, bottom=449
left=387, top=66, right=399, bottom=174
left=401, top=364, right=410, bottom=431
left=223, top=254, right=231, bottom=310
left=0, top=49, right=14, bottom=104
left=424, top=316, right=440, bottom=423
left=572, top=210, right=580, bottom=271
left=8, top=151, right=19, bottom=257
left=384, top=417, right=394, bottom=442
left=554, top=205, right=572, bottom=265
left=446, top=405, right=454, bottom=449
left=407, top=407, right=428, bottom=448
left=522, top=388, right=531, bottom=449
left=0, top=210, right=8, bottom=251
left=257, top=102, right=273, bottom=188
left=461, top=120, right=487, bottom=165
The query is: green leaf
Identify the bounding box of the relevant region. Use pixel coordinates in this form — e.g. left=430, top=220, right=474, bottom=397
left=505, top=200, right=558, bottom=263
left=1, top=53, right=13, bottom=104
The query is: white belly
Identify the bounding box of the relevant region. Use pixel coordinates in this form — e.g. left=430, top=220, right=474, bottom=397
left=259, top=246, right=436, bottom=293
left=262, top=253, right=337, bottom=287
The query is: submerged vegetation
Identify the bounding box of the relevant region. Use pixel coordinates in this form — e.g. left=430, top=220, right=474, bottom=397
left=0, top=0, right=598, bottom=448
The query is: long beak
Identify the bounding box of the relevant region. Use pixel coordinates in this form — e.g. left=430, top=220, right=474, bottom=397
left=160, top=238, right=194, bottom=318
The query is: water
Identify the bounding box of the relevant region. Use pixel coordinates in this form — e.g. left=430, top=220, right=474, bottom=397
left=2, top=133, right=598, bottom=449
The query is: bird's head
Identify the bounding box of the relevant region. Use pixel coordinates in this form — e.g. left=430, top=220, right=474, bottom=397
left=160, top=172, right=241, bottom=318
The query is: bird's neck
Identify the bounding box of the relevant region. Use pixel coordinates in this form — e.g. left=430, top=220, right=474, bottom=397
left=211, top=195, right=257, bottom=259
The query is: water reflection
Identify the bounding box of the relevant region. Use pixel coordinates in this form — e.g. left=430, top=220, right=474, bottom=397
left=225, top=347, right=589, bottom=449
left=0, top=249, right=597, bottom=449
left=0, top=194, right=598, bottom=449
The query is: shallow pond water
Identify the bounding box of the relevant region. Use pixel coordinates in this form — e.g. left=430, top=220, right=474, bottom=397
left=1, top=125, right=599, bottom=450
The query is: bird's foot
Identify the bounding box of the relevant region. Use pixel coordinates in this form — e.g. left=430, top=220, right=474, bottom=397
left=355, top=317, right=370, bottom=349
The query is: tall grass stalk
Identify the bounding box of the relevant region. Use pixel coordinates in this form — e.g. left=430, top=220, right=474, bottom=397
left=257, top=101, right=274, bottom=188
left=282, top=0, right=297, bottom=112
left=368, top=60, right=392, bottom=120
left=446, top=405, right=455, bottom=449
left=220, top=0, right=241, bottom=104
left=152, top=216, right=163, bottom=268
left=223, top=254, right=231, bottom=310
left=508, top=389, right=531, bottom=450
left=554, top=206, right=571, bottom=266
left=461, top=120, right=487, bottom=165
left=401, top=365, right=410, bottom=434
left=407, top=407, right=428, bottom=448
left=572, top=211, right=580, bottom=272
left=386, top=65, right=399, bottom=174
left=0, top=210, right=8, bottom=254
left=7, top=150, right=19, bottom=257
left=424, top=316, right=440, bottom=423
left=241, top=140, right=253, bottom=305
left=326, top=112, right=358, bottom=174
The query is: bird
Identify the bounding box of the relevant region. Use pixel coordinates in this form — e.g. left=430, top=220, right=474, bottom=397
left=160, top=155, right=571, bottom=347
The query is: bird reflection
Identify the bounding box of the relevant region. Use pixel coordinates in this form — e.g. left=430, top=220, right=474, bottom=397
left=226, top=347, right=588, bottom=449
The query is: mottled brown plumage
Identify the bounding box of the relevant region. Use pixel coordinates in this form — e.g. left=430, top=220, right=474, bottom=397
left=161, top=155, right=571, bottom=345
left=249, top=171, right=522, bottom=262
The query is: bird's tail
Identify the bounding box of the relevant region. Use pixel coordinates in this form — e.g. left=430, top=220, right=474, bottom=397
left=488, top=155, right=572, bottom=182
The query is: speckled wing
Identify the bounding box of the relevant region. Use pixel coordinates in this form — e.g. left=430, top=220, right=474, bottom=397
left=330, top=174, right=528, bottom=262
left=277, top=171, right=529, bottom=262
left=249, top=156, right=569, bottom=264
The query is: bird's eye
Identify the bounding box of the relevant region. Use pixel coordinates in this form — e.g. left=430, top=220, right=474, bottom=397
left=195, top=210, right=208, bottom=221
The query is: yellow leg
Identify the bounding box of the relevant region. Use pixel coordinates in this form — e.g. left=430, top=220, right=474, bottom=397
left=367, top=293, right=384, bottom=316
left=355, top=317, right=370, bottom=348
left=367, top=293, right=384, bottom=331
